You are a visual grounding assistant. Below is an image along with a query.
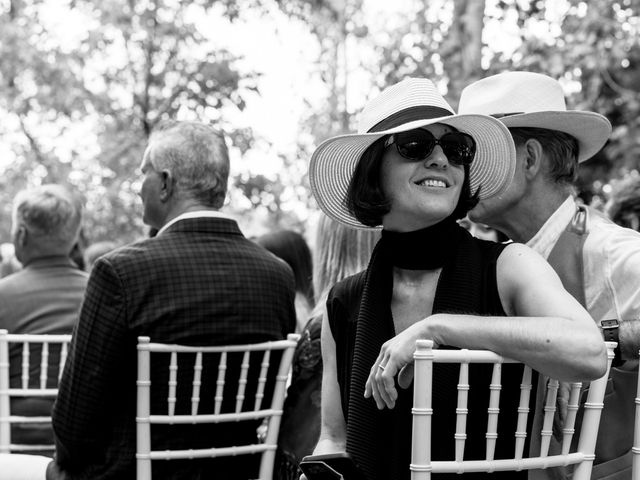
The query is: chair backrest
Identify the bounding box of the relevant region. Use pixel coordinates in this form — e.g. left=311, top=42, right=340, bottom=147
left=136, top=333, right=299, bottom=480
left=0, top=329, right=72, bottom=453
left=411, top=340, right=616, bottom=480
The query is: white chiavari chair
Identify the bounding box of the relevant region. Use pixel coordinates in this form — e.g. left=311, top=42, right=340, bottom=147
left=136, top=333, right=299, bottom=480
left=0, top=329, right=72, bottom=454
left=633, top=353, right=640, bottom=480
left=411, top=339, right=616, bottom=480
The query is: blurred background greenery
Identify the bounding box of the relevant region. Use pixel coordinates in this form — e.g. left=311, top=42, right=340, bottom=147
left=0, top=0, right=638, bottom=244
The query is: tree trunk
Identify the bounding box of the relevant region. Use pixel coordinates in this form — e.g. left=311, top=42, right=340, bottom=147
left=443, top=0, right=485, bottom=105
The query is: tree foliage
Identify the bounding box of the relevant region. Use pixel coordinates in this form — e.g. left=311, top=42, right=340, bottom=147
left=485, top=0, right=640, bottom=202
left=357, top=0, right=640, bottom=203
left=0, top=0, right=639, bottom=248
left=0, top=0, right=259, bottom=244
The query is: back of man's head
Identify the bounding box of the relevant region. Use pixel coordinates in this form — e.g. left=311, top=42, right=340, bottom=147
left=508, top=126, right=580, bottom=187
left=148, top=121, right=230, bottom=209
left=12, top=184, right=83, bottom=261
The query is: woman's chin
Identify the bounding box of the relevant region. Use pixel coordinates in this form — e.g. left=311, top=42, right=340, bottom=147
left=383, top=214, right=452, bottom=231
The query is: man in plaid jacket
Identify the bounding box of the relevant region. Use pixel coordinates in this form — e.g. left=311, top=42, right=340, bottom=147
left=47, top=121, right=297, bottom=479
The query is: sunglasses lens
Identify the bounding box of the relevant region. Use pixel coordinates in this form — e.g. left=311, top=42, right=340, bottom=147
left=440, top=132, right=476, bottom=165
left=394, top=130, right=436, bottom=161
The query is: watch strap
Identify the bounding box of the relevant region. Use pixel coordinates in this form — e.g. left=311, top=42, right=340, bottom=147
left=600, top=319, right=622, bottom=367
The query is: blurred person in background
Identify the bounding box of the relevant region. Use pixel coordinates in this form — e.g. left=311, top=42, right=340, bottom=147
left=606, top=174, right=640, bottom=231
left=0, top=184, right=87, bottom=452
left=82, top=240, right=118, bottom=271
left=68, top=228, right=88, bottom=271
left=0, top=242, right=21, bottom=278
left=275, top=214, right=380, bottom=480
left=257, top=230, right=315, bottom=332
left=458, top=216, right=507, bottom=242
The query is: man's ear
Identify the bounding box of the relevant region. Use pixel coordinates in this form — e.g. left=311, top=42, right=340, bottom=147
left=522, top=138, right=545, bottom=180
left=159, top=170, right=174, bottom=202
left=14, top=225, right=27, bottom=248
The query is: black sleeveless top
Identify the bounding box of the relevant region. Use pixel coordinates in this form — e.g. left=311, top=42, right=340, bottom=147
left=327, top=227, right=535, bottom=480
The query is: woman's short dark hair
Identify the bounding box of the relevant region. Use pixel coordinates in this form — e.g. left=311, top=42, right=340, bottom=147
left=345, top=137, right=391, bottom=227
left=345, top=135, right=480, bottom=227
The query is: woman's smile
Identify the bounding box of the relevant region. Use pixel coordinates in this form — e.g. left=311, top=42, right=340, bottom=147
left=413, top=175, right=450, bottom=189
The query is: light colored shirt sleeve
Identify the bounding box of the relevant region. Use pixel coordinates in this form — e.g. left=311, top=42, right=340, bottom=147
left=584, top=216, right=640, bottom=361
left=584, top=217, right=640, bottom=322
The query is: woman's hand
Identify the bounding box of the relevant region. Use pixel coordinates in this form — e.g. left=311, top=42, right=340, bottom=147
left=364, top=319, right=438, bottom=409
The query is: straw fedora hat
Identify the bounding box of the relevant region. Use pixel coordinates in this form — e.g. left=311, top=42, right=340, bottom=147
left=458, top=71, right=612, bottom=162
left=309, top=77, right=517, bottom=229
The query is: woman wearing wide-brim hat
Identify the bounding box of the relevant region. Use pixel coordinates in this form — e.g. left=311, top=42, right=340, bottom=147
left=303, top=78, right=606, bottom=480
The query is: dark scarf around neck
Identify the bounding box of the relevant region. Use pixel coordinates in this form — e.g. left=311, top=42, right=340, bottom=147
left=345, top=224, right=499, bottom=480
left=379, top=217, right=458, bottom=270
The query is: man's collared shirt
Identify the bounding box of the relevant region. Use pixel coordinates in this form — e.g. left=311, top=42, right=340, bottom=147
left=157, top=210, right=235, bottom=236
left=526, top=196, right=575, bottom=261
left=527, top=195, right=640, bottom=322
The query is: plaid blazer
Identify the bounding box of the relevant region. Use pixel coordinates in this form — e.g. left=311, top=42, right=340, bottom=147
left=50, top=217, right=296, bottom=479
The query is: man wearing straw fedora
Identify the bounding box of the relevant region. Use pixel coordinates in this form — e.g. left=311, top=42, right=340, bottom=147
left=459, top=71, right=640, bottom=480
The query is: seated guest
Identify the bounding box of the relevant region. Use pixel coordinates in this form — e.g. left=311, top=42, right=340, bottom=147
left=257, top=230, right=314, bottom=332
left=46, top=121, right=296, bottom=480
left=275, top=214, right=379, bottom=479
left=0, top=184, right=87, bottom=452
left=305, top=78, right=606, bottom=480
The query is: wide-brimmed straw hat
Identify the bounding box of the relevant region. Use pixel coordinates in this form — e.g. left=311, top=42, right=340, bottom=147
left=458, top=71, right=612, bottom=162
left=309, top=77, right=516, bottom=229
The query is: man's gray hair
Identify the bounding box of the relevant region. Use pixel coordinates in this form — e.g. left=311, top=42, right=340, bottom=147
left=12, top=184, right=83, bottom=249
left=148, top=121, right=229, bottom=209
left=508, top=127, right=580, bottom=185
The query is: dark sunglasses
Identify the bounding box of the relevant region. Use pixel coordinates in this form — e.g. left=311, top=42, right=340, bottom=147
left=384, top=129, right=476, bottom=166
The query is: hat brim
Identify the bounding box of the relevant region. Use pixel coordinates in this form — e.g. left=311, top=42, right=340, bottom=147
left=499, top=111, right=611, bottom=162
left=309, top=114, right=516, bottom=229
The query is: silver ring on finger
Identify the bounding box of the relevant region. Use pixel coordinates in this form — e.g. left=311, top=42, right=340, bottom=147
left=378, top=364, right=385, bottom=371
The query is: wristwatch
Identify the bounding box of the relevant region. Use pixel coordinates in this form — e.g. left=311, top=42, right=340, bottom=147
left=600, top=319, right=622, bottom=367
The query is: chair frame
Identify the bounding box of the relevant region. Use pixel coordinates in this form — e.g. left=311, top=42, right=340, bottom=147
left=633, top=350, right=640, bottom=480
left=411, top=339, right=616, bottom=480
left=0, top=329, right=72, bottom=453
left=136, top=333, right=299, bottom=480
